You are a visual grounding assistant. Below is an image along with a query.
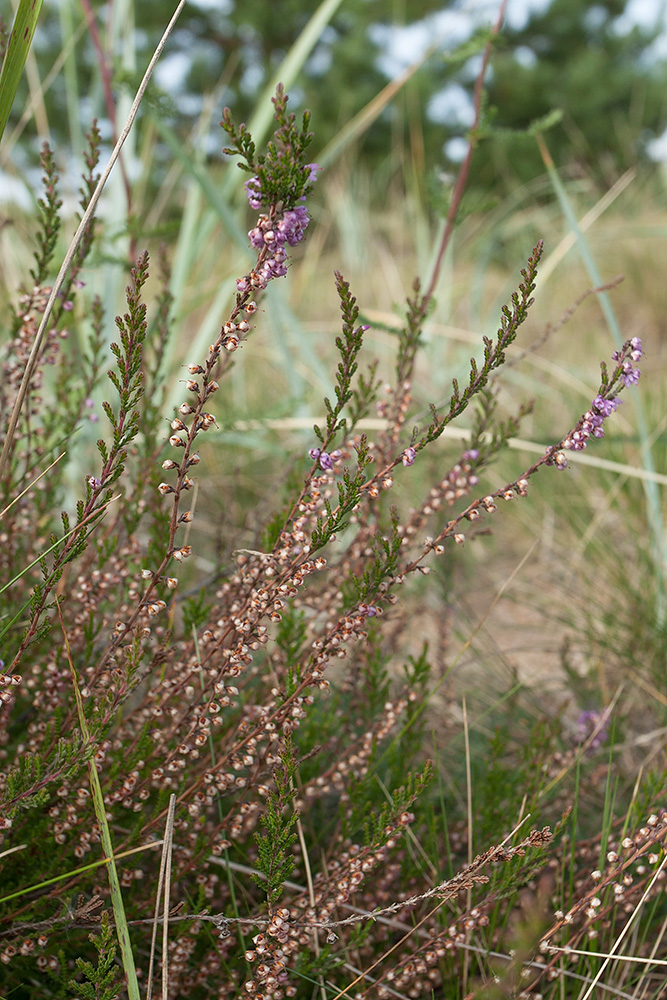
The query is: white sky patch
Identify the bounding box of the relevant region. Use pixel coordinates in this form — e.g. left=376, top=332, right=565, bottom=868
left=428, top=83, right=475, bottom=127
left=647, top=125, right=667, bottom=161
left=186, top=0, right=233, bottom=11
left=503, top=0, right=553, bottom=31
left=0, top=171, right=34, bottom=209
left=514, top=44, right=538, bottom=68
left=369, top=10, right=474, bottom=79
left=613, top=0, right=667, bottom=34
left=444, top=136, right=470, bottom=163
left=154, top=51, right=191, bottom=93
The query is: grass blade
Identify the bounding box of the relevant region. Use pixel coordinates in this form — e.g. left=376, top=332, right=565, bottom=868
left=58, top=603, right=141, bottom=1000
left=0, top=0, right=44, bottom=143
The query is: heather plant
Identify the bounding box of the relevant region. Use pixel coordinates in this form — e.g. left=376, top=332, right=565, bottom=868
left=1, top=11, right=666, bottom=1000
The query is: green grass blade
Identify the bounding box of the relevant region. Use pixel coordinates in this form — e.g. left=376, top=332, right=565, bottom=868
left=0, top=0, right=44, bottom=143
left=0, top=842, right=161, bottom=907
left=60, top=605, right=141, bottom=1000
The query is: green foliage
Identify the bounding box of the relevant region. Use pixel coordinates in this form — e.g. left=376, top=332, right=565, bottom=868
left=221, top=83, right=315, bottom=209
left=29, top=143, right=62, bottom=287
left=314, top=271, right=372, bottom=442
left=0, top=0, right=43, bottom=143
left=1, top=20, right=664, bottom=996
left=482, top=0, right=667, bottom=188
left=105, top=252, right=151, bottom=466
left=352, top=508, right=402, bottom=605
left=253, top=737, right=300, bottom=904
left=276, top=605, right=307, bottom=695
left=362, top=761, right=433, bottom=849
left=1, top=733, right=87, bottom=815
left=310, top=439, right=372, bottom=549
left=69, top=912, right=123, bottom=1000
left=183, top=589, right=213, bottom=634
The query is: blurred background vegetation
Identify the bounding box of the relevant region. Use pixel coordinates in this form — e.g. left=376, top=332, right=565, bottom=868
left=5, top=0, right=667, bottom=200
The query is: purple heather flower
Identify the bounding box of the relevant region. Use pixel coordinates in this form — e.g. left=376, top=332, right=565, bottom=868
left=305, top=163, right=321, bottom=184
left=564, top=334, right=643, bottom=455
left=245, top=176, right=263, bottom=210
left=85, top=397, right=99, bottom=423
left=248, top=227, right=265, bottom=249
left=621, top=360, right=640, bottom=386
left=318, top=451, right=333, bottom=471
left=402, top=447, right=416, bottom=467
left=592, top=395, right=619, bottom=418
left=576, top=709, right=609, bottom=751
left=308, top=448, right=321, bottom=461
left=279, top=205, right=310, bottom=246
